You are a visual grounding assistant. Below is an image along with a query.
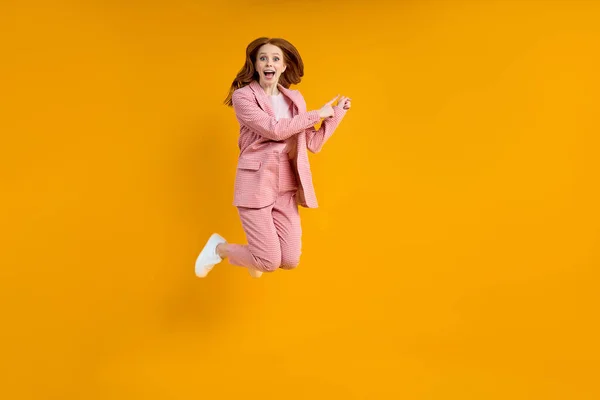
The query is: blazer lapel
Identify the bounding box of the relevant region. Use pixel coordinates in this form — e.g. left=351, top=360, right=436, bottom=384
left=278, top=84, right=301, bottom=115
left=249, top=80, right=275, bottom=117
left=249, top=80, right=302, bottom=117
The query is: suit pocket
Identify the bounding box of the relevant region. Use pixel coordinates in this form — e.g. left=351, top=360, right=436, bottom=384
left=233, top=157, right=277, bottom=208
left=237, top=159, right=261, bottom=171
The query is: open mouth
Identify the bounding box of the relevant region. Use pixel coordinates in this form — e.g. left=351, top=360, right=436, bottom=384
left=264, top=71, right=275, bottom=79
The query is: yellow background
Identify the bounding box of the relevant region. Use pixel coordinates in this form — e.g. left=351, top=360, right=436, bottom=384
left=2, top=0, right=599, bottom=398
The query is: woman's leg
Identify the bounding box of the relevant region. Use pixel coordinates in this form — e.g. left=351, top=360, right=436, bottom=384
left=216, top=192, right=301, bottom=274
left=218, top=203, right=283, bottom=273
left=273, top=155, right=302, bottom=270
left=272, top=191, right=302, bottom=270
left=216, top=243, right=264, bottom=278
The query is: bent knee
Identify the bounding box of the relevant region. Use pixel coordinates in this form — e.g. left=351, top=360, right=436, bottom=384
left=254, top=250, right=300, bottom=272
left=279, top=254, right=301, bottom=270
left=255, top=257, right=281, bottom=272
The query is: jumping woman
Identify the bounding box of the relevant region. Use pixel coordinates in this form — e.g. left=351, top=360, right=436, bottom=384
left=195, top=37, right=351, bottom=278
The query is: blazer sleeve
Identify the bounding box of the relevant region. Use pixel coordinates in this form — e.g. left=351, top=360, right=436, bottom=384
left=231, top=89, right=322, bottom=141
left=291, top=89, right=347, bottom=153
left=306, top=105, right=347, bottom=153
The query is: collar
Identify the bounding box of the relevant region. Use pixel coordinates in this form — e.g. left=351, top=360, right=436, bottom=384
left=249, top=79, right=300, bottom=117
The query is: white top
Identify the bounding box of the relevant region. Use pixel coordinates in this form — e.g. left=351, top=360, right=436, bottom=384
left=269, top=93, right=296, bottom=158
left=269, top=92, right=292, bottom=120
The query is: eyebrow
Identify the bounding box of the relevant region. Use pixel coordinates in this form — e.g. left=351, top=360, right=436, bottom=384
left=259, top=52, right=281, bottom=56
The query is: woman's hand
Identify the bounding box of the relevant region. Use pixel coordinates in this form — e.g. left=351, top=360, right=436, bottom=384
left=318, top=94, right=352, bottom=118
left=337, top=95, right=351, bottom=110
left=318, top=95, right=339, bottom=118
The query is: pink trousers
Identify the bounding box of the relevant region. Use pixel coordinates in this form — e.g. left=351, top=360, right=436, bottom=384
left=227, top=153, right=302, bottom=272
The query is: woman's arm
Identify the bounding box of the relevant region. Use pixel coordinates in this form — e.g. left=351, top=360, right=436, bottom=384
left=232, top=89, right=321, bottom=141
left=293, top=89, right=348, bottom=153
left=306, top=105, right=347, bottom=153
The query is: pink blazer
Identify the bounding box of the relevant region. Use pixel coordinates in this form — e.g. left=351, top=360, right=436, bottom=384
left=231, top=79, right=347, bottom=209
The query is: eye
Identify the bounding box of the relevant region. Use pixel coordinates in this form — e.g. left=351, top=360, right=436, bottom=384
left=274, top=57, right=279, bottom=61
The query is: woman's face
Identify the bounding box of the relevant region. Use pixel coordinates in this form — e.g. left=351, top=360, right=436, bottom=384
left=255, top=43, right=286, bottom=86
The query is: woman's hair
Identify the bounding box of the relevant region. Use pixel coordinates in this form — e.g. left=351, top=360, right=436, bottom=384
left=223, top=37, right=305, bottom=107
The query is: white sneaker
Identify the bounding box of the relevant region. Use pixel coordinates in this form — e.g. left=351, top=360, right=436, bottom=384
left=248, top=268, right=263, bottom=278
left=195, top=233, right=226, bottom=278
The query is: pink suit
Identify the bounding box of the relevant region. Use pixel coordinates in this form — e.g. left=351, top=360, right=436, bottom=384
left=226, top=79, right=347, bottom=272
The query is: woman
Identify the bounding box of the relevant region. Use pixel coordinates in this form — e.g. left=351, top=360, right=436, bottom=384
left=195, top=37, right=351, bottom=278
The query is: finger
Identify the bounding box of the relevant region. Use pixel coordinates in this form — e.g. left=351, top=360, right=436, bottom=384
left=327, top=94, right=340, bottom=105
